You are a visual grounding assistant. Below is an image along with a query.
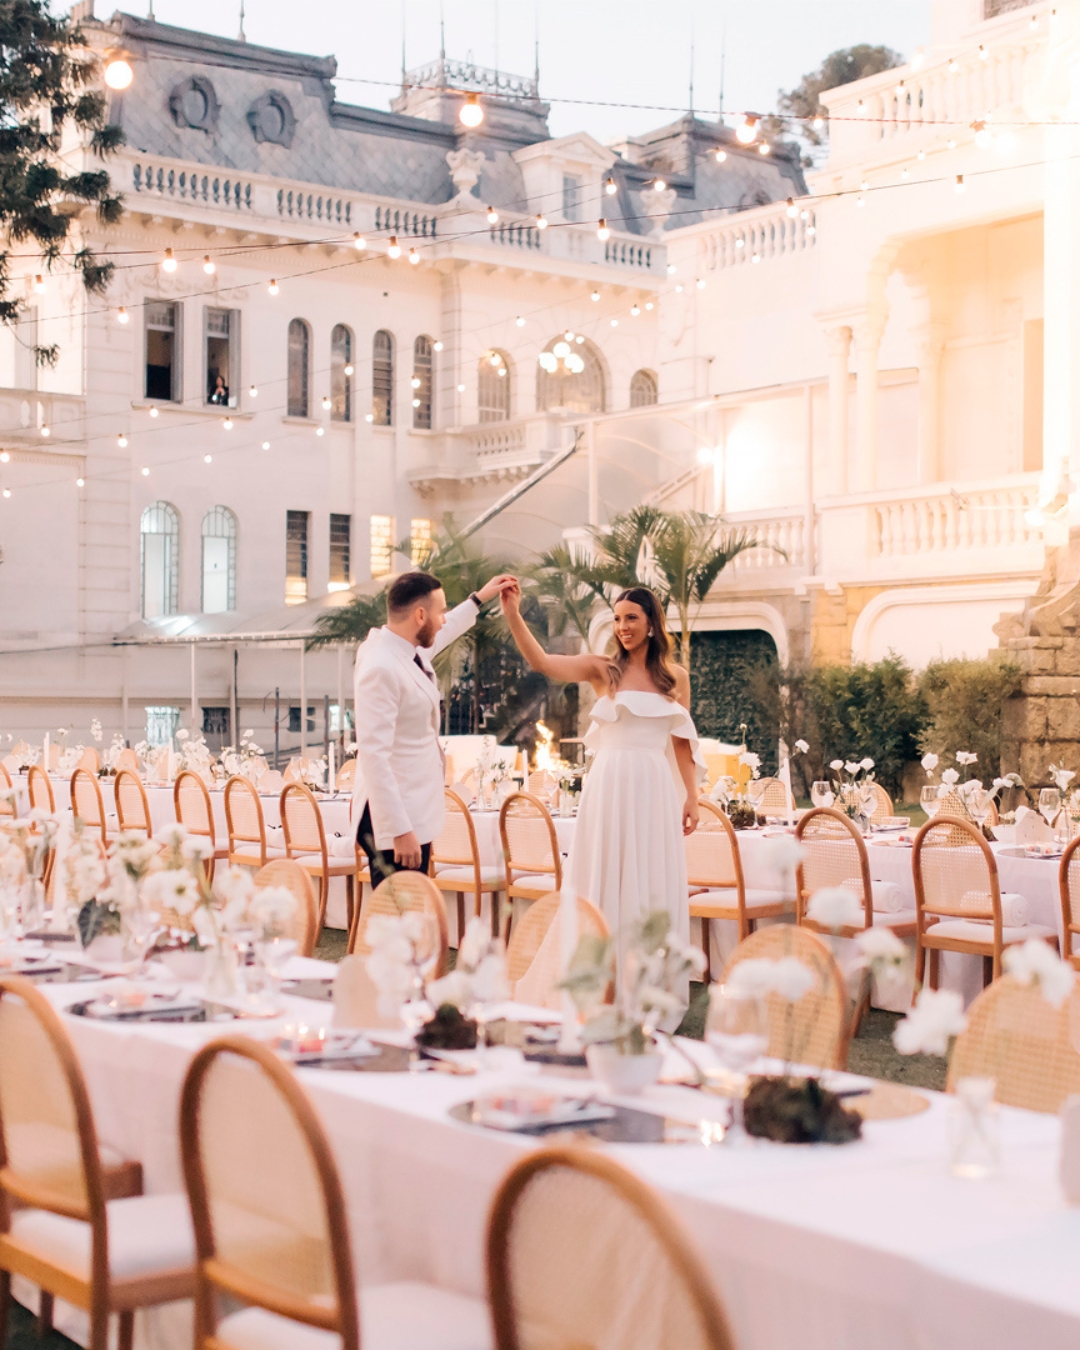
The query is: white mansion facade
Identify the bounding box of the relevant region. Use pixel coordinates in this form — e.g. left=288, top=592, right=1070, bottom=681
left=0, top=0, right=1071, bottom=749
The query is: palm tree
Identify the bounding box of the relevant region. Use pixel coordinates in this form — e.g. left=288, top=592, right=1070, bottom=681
left=529, top=542, right=607, bottom=651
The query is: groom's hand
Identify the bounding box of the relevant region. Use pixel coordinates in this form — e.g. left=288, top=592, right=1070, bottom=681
left=393, top=830, right=423, bottom=869
left=476, top=574, right=517, bottom=605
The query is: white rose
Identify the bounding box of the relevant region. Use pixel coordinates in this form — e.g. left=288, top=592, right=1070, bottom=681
left=829, top=759, right=843, bottom=771
left=722, top=960, right=776, bottom=1001
left=921, top=753, right=939, bottom=772
left=844, top=761, right=860, bottom=775
left=806, top=886, right=864, bottom=932
left=893, top=988, right=967, bottom=1056
left=941, top=768, right=960, bottom=786
left=794, top=739, right=809, bottom=755
left=1003, top=939, right=1075, bottom=1008
left=770, top=956, right=815, bottom=1003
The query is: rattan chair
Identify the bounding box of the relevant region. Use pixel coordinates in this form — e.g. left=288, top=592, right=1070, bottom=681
left=507, top=893, right=608, bottom=1006
left=499, top=792, right=563, bottom=937
left=430, top=788, right=505, bottom=940
left=76, top=747, right=100, bottom=775
left=253, top=859, right=318, bottom=958
left=335, top=757, right=357, bottom=791
left=1060, top=835, right=1080, bottom=971
left=720, top=924, right=850, bottom=1070
left=687, top=799, right=788, bottom=977
left=174, top=770, right=229, bottom=883
left=947, top=976, right=1080, bottom=1114
left=913, top=815, right=1055, bottom=990
left=113, top=769, right=152, bottom=835
left=795, top=807, right=917, bottom=938
left=488, top=1146, right=735, bottom=1350
left=113, top=749, right=140, bottom=776
left=347, top=871, right=449, bottom=976
left=223, top=775, right=278, bottom=869
left=0, top=978, right=194, bottom=1350
left=864, top=781, right=894, bottom=823
left=747, top=776, right=794, bottom=819
left=26, top=763, right=55, bottom=815
left=70, top=768, right=113, bottom=846
left=280, top=782, right=357, bottom=938
left=180, top=1036, right=488, bottom=1350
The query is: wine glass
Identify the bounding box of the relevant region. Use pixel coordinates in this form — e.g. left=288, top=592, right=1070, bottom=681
left=705, top=983, right=768, bottom=1142
left=920, top=785, right=941, bottom=820
left=968, top=787, right=994, bottom=831
left=1040, top=788, right=1062, bottom=834
left=811, top=781, right=833, bottom=809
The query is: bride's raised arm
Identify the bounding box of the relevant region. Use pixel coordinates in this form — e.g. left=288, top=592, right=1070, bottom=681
left=501, top=580, right=609, bottom=691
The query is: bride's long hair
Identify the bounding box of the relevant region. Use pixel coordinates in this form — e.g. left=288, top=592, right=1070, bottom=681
left=607, top=587, right=678, bottom=696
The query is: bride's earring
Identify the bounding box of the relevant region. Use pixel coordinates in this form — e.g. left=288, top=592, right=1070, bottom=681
left=647, top=629, right=654, bottom=637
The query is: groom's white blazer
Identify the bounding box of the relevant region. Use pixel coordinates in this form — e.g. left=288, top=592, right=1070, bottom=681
left=350, top=599, right=478, bottom=850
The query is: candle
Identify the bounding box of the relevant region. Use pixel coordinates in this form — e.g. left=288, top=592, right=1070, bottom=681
left=329, top=740, right=336, bottom=792
left=557, top=888, right=581, bottom=1054
left=42, top=731, right=49, bottom=773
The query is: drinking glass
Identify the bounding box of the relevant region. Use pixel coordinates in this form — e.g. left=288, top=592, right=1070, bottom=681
left=1040, top=788, right=1062, bottom=833
left=920, top=785, right=941, bottom=819
left=967, top=787, right=994, bottom=829
left=705, top=983, right=768, bottom=1141
left=811, top=781, right=833, bottom=809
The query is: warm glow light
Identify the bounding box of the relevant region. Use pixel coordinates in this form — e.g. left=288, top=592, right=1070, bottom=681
left=597, top=218, right=611, bottom=241
left=576, top=335, right=584, bottom=344
left=411, top=375, right=422, bottom=387
left=249, top=384, right=257, bottom=397
left=735, top=238, right=745, bottom=249
left=696, top=447, right=716, bottom=466
left=861, top=180, right=869, bottom=192
left=553, top=341, right=571, bottom=358
left=117, top=307, right=129, bottom=324
left=365, top=412, right=374, bottom=422
left=316, top=426, right=325, bottom=436
left=268, top=279, right=279, bottom=295
left=203, top=255, right=215, bottom=274
left=667, top=263, right=676, bottom=274
left=456, top=383, right=465, bottom=392
left=605, top=175, right=617, bottom=195
left=955, top=174, right=966, bottom=194
left=204, top=454, right=213, bottom=463
left=536, top=213, right=547, bottom=230
left=387, top=236, right=401, bottom=259
left=2, top=489, right=9, bottom=499
left=323, top=394, right=332, bottom=408
left=735, top=115, right=758, bottom=144
left=344, top=364, right=354, bottom=376
left=785, top=197, right=798, bottom=218
left=973, top=120, right=993, bottom=149
left=696, top=278, right=706, bottom=290
left=488, top=352, right=501, bottom=366
left=118, top=433, right=128, bottom=447
left=591, top=289, right=600, bottom=301
left=917, top=149, right=926, bottom=161
left=654, top=178, right=666, bottom=192
left=751, top=253, right=761, bottom=263
left=104, top=56, right=133, bottom=90
left=644, top=301, right=654, bottom=311
left=76, top=477, right=84, bottom=487
left=533, top=722, right=556, bottom=771
left=40, top=425, right=50, bottom=438
left=33, top=274, right=45, bottom=294
left=715, top=148, right=727, bottom=163
left=630, top=304, right=640, bottom=316
left=947, top=138, right=957, bottom=150
left=459, top=91, right=484, bottom=127
left=408, top=247, right=420, bottom=265
left=149, top=406, right=158, bottom=418
left=515, top=315, right=525, bottom=327
left=610, top=318, right=618, bottom=327
left=758, top=142, right=770, bottom=155
left=433, top=340, right=443, bottom=352
left=262, top=441, right=270, bottom=450
left=675, top=284, right=683, bottom=292
left=812, top=115, right=825, bottom=130
left=0, top=452, right=8, bottom=463
left=856, top=195, right=865, bottom=208
left=353, top=232, right=366, bottom=250
left=161, top=248, right=177, bottom=273
left=949, top=59, right=959, bottom=73
left=223, top=417, right=233, bottom=430
left=412, top=397, right=421, bottom=408
left=486, top=205, right=499, bottom=224
left=978, top=44, right=988, bottom=60
left=141, top=466, right=149, bottom=475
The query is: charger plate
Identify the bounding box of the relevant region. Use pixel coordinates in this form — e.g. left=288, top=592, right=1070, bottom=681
left=848, top=1081, right=931, bottom=1120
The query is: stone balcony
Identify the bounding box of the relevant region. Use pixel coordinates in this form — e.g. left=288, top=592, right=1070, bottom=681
left=408, top=411, right=576, bottom=492
left=0, top=388, right=86, bottom=449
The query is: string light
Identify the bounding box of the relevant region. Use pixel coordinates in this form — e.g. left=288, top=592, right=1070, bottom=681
left=456, top=383, right=465, bottom=393
left=654, top=178, right=667, bottom=192
left=223, top=417, right=233, bottom=429
left=596, top=218, right=611, bottom=241
left=785, top=198, right=798, bottom=218
left=344, top=364, right=354, bottom=376
left=860, top=180, right=869, bottom=191
left=576, top=335, right=584, bottom=344
left=696, top=278, right=706, bottom=290
left=262, top=441, right=270, bottom=450
left=751, top=252, right=761, bottom=264
left=202, top=255, right=215, bottom=275
left=141, top=466, right=149, bottom=475
left=674, top=284, right=683, bottom=292
left=412, top=397, right=421, bottom=407
left=40, top=425, right=50, bottom=438
left=758, top=142, right=771, bottom=155
left=630, top=304, right=640, bottom=316
left=591, top=290, right=600, bottom=301
left=605, top=176, right=617, bottom=196
left=459, top=91, right=483, bottom=127
left=322, top=394, right=332, bottom=409
left=736, top=115, right=758, bottom=144
left=316, top=426, right=325, bottom=436
left=735, top=238, right=745, bottom=249
left=148, top=407, right=158, bottom=418
left=667, top=263, right=676, bottom=273
left=33, top=275, right=45, bottom=294
left=408, top=247, right=420, bottom=264
left=947, top=138, right=957, bottom=150
left=433, top=340, right=444, bottom=352
left=973, top=119, right=993, bottom=149
left=116, top=307, right=129, bottom=324
left=204, top=453, right=212, bottom=462
left=856, top=195, right=865, bottom=208
left=268, top=279, right=279, bottom=295
left=76, top=477, right=84, bottom=487
left=955, top=173, right=966, bottom=194
left=249, top=384, right=258, bottom=397
left=536, top=213, right=547, bottom=230
left=0, top=452, right=8, bottom=462
left=161, top=248, right=177, bottom=273
left=917, top=149, right=926, bottom=161
left=412, top=374, right=423, bottom=386
left=949, top=58, right=959, bottom=73
left=387, top=236, right=401, bottom=259
left=117, top=433, right=128, bottom=447
left=644, top=301, right=654, bottom=311
left=515, top=315, right=525, bottom=326
left=714, top=149, right=727, bottom=163
left=365, top=412, right=374, bottom=422
left=2, top=489, right=9, bottom=499
left=353, top=232, right=366, bottom=250
left=104, top=54, right=133, bottom=89
left=564, top=329, right=574, bottom=341
left=486, top=206, right=499, bottom=224
left=978, top=43, right=988, bottom=60
left=812, top=115, right=825, bottom=131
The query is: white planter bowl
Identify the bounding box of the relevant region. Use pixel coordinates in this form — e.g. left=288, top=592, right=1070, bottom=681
left=585, top=1044, right=663, bottom=1095
left=158, top=948, right=206, bottom=982
left=85, top=934, right=124, bottom=964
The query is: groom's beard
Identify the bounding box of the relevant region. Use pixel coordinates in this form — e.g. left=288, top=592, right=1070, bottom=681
left=415, top=616, right=438, bottom=648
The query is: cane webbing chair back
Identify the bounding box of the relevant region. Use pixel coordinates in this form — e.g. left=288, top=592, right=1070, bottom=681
left=720, top=925, right=849, bottom=1070
left=795, top=807, right=873, bottom=934
left=113, top=750, right=140, bottom=777
left=684, top=800, right=740, bottom=891
left=506, top=893, right=608, bottom=989
left=499, top=792, right=563, bottom=896
left=70, top=768, right=108, bottom=845
left=224, top=776, right=268, bottom=866
left=347, top=871, right=449, bottom=976
left=0, top=762, right=13, bottom=818
left=180, top=1037, right=359, bottom=1350
left=526, top=770, right=556, bottom=801
left=432, top=789, right=478, bottom=871
left=76, top=748, right=100, bottom=775
left=488, top=1147, right=735, bottom=1350
left=253, top=860, right=317, bottom=959
left=335, top=758, right=356, bottom=792
left=114, top=769, right=151, bottom=836
left=174, top=771, right=215, bottom=841
left=947, top=977, right=1080, bottom=1114
left=26, top=764, right=55, bottom=816
left=280, top=783, right=326, bottom=860
left=748, top=776, right=793, bottom=818
left=1060, top=836, right=1080, bottom=971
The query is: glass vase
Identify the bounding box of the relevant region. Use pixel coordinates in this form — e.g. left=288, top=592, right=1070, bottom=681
left=949, top=1076, right=1000, bottom=1178
left=203, top=940, right=241, bottom=1001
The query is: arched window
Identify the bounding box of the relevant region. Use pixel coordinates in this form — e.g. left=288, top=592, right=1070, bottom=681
left=630, top=368, right=658, bottom=407
left=478, top=349, right=512, bottom=422
left=287, top=318, right=310, bottom=418
left=536, top=335, right=605, bottom=414
left=372, top=329, right=394, bottom=426
left=330, top=324, right=353, bottom=423
left=140, top=501, right=179, bottom=619
left=412, top=335, right=434, bottom=430
left=201, top=506, right=237, bottom=614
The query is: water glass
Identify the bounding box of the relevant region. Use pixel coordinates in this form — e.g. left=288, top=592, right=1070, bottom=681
left=948, top=1076, right=1000, bottom=1179
left=705, top=983, right=768, bottom=1141
left=920, top=785, right=941, bottom=819
left=1040, top=788, right=1062, bottom=832
left=811, top=781, right=833, bottom=809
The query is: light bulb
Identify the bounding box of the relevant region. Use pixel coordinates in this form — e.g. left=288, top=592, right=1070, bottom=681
left=223, top=417, right=233, bottom=429
left=316, top=426, right=325, bottom=436
left=40, top=425, right=50, bottom=438
left=801, top=209, right=809, bottom=220
left=433, top=340, right=443, bottom=352
left=412, top=397, right=421, bottom=408
left=696, top=278, right=706, bottom=290
left=806, top=224, right=816, bottom=237
left=0, top=451, right=9, bottom=463
left=949, top=59, right=959, bottom=73
left=104, top=56, right=133, bottom=90
left=117, top=433, right=128, bottom=447
left=597, top=218, right=610, bottom=241
left=459, top=91, right=483, bottom=127
left=515, top=315, right=525, bottom=327
left=387, top=236, right=401, bottom=259
left=489, top=352, right=501, bottom=367
left=785, top=198, right=798, bottom=218
left=322, top=394, right=332, bottom=408
left=857, top=99, right=865, bottom=111
left=497, top=366, right=506, bottom=376
left=758, top=142, right=770, bottom=155
left=204, top=454, right=213, bottom=463
left=751, top=253, right=761, bottom=264
left=411, top=375, right=422, bottom=388
left=457, top=383, right=466, bottom=392
left=268, top=279, right=279, bottom=295
left=149, top=406, right=158, bottom=418
left=141, top=466, right=149, bottom=475
left=973, top=120, right=992, bottom=149
left=344, top=364, right=354, bottom=376
left=553, top=341, right=570, bottom=358
left=161, top=247, right=177, bottom=273
left=605, top=176, right=617, bottom=196
left=675, top=284, right=683, bottom=293
left=2, top=489, right=9, bottom=499
left=486, top=206, right=499, bottom=224
left=715, top=148, right=727, bottom=163
left=901, top=167, right=910, bottom=181
left=735, top=238, right=745, bottom=249
left=610, top=318, right=618, bottom=327
left=654, top=178, right=666, bottom=192
left=736, top=115, right=758, bottom=144
left=353, top=232, right=366, bottom=250
left=861, top=180, right=869, bottom=192
left=536, top=213, right=547, bottom=230
left=591, top=290, right=600, bottom=302
left=955, top=174, right=966, bottom=194
left=856, top=195, right=865, bottom=208
left=249, top=384, right=257, bottom=397
left=33, top=274, right=45, bottom=294
left=630, top=304, right=640, bottom=316
left=645, top=301, right=654, bottom=311
left=408, top=247, right=420, bottom=265
left=203, top=255, right=215, bottom=274
left=667, top=263, right=676, bottom=274
left=917, top=149, right=926, bottom=161
left=812, top=115, right=824, bottom=131
left=117, top=307, right=129, bottom=324
left=947, top=138, right=957, bottom=150
left=564, top=330, right=574, bottom=341
left=576, top=335, right=584, bottom=344
left=262, top=441, right=270, bottom=450
left=76, top=477, right=85, bottom=487
left=365, top=413, right=374, bottom=422
left=978, top=43, right=988, bottom=59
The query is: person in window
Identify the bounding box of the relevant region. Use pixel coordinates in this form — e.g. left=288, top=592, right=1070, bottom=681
left=208, top=374, right=229, bottom=405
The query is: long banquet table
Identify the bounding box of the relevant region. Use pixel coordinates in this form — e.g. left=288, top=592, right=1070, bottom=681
left=18, top=964, right=1080, bottom=1350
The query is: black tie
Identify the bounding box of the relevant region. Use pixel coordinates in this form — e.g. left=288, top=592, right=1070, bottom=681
left=414, top=654, right=433, bottom=681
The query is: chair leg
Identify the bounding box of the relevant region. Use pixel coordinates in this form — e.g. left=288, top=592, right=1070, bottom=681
left=928, top=947, right=940, bottom=991
left=987, top=953, right=997, bottom=985
left=914, top=938, right=926, bottom=997
left=38, top=1290, right=54, bottom=1337
left=345, top=874, right=355, bottom=939
left=118, top=1310, right=135, bottom=1350
left=699, top=918, right=711, bottom=983
left=0, top=1270, right=10, bottom=1350
left=315, top=874, right=329, bottom=940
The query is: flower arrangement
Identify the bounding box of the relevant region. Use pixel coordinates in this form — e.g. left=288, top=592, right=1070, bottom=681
left=827, top=757, right=876, bottom=826
left=0, top=809, right=58, bottom=935
left=52, top=817, right=108, bottom=929
left=219, top=731, right=266, bottom=782
left=176, top=729, right=214, bottom=777
left=892, top=987, right=968, bottom=1056
left=1002, top=938, right=1075, bottom=1007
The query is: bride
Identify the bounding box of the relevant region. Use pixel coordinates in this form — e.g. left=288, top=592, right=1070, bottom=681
left=500, top=582, right=703, bottom=952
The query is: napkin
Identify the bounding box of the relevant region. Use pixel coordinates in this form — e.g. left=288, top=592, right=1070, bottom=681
left=959, top=890, right=1029, bottom=927
left=328, top=832, right=355, bottom=859
left=332, top=954, right=401, bottom=1030
left=841, top=878, right=904, bottom=913
left=1014, top=809, right=1053, bottom=844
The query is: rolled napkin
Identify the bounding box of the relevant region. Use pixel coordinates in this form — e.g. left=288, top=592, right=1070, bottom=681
left=959, top=889, right=1029, bottom=927
left=870, top=880, right=904, bottom=914
left=328, top=832, right=355, bottom=858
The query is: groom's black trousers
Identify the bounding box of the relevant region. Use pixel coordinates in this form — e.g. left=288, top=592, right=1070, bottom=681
left=356, top=804, right=431, bottom=886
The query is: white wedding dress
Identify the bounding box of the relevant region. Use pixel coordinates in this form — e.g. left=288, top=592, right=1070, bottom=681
left=564, top=690, right=705, bottom=960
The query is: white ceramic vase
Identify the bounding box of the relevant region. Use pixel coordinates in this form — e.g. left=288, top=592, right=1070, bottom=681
left=585, top=1043, right=663, bottom=1095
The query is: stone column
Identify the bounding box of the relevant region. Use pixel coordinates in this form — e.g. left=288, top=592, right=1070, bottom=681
left=916, top=321, right=947, bottom=485
left=853, top=313, right=886, bottom=493
left=825, top=325, right=852, bottom=496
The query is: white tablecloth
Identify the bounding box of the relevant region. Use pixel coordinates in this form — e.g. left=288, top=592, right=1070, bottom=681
left=20, top=972, right=1080, bottom=1350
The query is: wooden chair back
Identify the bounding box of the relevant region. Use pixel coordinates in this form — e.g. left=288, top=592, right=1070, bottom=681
left=794, top=807, right=872, bottom=933
left=70, top=768, right=107, bottom=844
left=487, top=1146, right=735, bottom=1350
left=174, top=771, right=216, bottom=842
left=335, top=758, right=357, bottom=792
left=114, top=768, right=152, bottom=835
left=913, top=815, right=1001, bottom=925
left=506, top=893, right=608, bottom=990
left=431, top=788, right=482, bottom=887
left=280, top=782, right=327, bottom=866
left=254, top=860, right=318, bottom=958
left=224, top=776, right=268, bottom=865
left=720, top=925, right=849, bottom=1070
left=526, top=770, right=556, bottom=801
left=684, top=799, right=742, bottom=891
left=27, top=763, right=55, bottom=815
left=347, top=872, right=448, bottom=975
left=1060, top=835, right=1080, bottom=970
left=77, top=747, right=101, bottom=774
left=114, top=749, right=140, bottom=776
left=865, top=781, right=894, bottom=823
left=748, top=776, right=793, bottom=818
left=179, top=1036, right=359, bottom=1350
left=499, top=792, right=562, bottom=886
left=947, top=976, right=1080, bottom=1113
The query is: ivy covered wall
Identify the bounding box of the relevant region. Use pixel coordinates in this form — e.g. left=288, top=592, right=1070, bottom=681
left=689, top=630, right=780, bottom=774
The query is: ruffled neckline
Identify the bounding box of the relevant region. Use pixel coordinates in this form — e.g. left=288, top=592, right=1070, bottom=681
left=593, top=690, right=683, bottom=715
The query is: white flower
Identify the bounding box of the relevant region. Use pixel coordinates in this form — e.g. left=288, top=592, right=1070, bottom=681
left=457, top=916, right=490, bottom=972
left=243, top=729, right=253, bottom=740
left=794, top=739, right=809, bottom=755
left=739, top=751, right=761, bottom=774
left=854, top=926, right=906, bottom=965
left=141, top=868, right=201, bottom=917
left=941, top=768, right=960, bottom=786
left=771, top=956, right=815, bottom=1003
left=1003, top=939, right=1075, bottom=1008
left=761, top=834, right=803, bottom=879
left=955, top=751, right=978, bottom=766
left=723, top=959, right=776, bottom=1001
left=471, top=951, right=511, bottom=1003
left=1049, top=763, right=1076, bottom=792
left=251, top=886, right=297, bottom=937
left=192, top=906, right=219, bottom=947
left=216, top=866, right=254, bottom=911
left=154, top=822, right=188, bottom=849
left=806, top=886, right=863, bottom=931
left=843, top=761, right=859, bottom=775
left=859, top=757, right=875, bottom=771
left=830, top=759, right=843, bottom=771
left=90, top=719, right=103, bottom=743
left=893, top=988, right=967, bottom=1056
left=921, top=753, right=939, bottom=773
left=426, top=969, right=471, bottom=1010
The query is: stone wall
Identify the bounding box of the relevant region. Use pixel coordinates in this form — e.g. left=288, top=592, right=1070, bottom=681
left=999, top=636, right=1080, bottom=785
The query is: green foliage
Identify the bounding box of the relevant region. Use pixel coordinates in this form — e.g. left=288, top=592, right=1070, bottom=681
left=528, top=542, right=602, bottom=647
left=689, top=630, right=780, bottom=774
left=916, top=658, right=1023, bottom=777
left=775, top=44, right=904, bottom=148
left=0, top=0, right=123, bottom=349
left=307, top=591, right=386, bottom=648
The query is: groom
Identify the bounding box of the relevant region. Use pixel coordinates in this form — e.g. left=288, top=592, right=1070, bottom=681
left=351, top=568, right=515, bottom=884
